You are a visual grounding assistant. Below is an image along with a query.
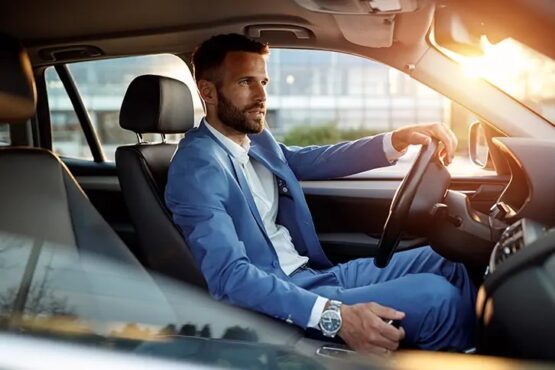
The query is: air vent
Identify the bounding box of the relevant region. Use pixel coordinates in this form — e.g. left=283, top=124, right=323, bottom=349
left=488, top=218, right=546, bottom=273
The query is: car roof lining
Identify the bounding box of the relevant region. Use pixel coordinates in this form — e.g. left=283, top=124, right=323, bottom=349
left=0, top=0, right=434, bottom=68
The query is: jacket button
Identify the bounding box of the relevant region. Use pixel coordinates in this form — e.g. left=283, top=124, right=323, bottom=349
left=272, top=261, right=278, bottom=268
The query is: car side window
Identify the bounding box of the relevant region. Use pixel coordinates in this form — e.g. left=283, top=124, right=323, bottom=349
left=267, top=49, right=486, bottom=176
left=46, top=54, right=204, bottom=161
left=0, top=124, right=10, bottom=146
left=46, top=69, right=93, bottom=160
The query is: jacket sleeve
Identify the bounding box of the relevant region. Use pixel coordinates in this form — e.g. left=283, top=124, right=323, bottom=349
left=165, top=153, right=320, bottom=328
left=278, top=134, right=392, bottom=180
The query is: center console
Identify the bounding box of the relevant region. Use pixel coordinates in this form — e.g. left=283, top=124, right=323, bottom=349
left=487, top=218, right=547, bottom=274
left=478, top=217, right=555, bottom=361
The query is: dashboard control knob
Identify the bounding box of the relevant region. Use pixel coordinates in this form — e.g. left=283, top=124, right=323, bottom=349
left=490, top=202, right=512, bottom=220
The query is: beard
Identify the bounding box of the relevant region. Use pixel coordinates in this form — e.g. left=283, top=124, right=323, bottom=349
left=216, top=89, right=265, bottom=134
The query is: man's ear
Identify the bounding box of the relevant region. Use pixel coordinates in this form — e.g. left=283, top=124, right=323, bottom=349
left=197, top=80, right=217, bottom=106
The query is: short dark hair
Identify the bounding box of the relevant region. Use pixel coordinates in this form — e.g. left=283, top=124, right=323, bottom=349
left=192, top=33, right=269, bottom=83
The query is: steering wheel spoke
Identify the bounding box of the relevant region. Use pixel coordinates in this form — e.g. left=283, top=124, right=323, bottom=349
left=375, top=140, right=450, bottom=267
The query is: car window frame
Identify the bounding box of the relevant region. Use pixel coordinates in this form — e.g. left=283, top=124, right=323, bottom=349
left=54, top=64, right=105, bottom=162
left=39, top=48, right=488, bottom=180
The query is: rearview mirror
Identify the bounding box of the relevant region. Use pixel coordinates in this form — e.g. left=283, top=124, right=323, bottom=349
left=469, top=121, right=494, bottom=170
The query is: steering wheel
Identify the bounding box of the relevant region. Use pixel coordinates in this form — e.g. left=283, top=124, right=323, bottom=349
left=375, top=139, right=449, bottom=268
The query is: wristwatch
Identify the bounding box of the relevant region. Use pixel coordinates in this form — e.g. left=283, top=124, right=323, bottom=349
left=319, top=300, right=342, bottom=338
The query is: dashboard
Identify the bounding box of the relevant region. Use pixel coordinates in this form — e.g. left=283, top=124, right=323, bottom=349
left=491, top=137, right=555, bottom=226
left=475, top=138, right=555, bottom=360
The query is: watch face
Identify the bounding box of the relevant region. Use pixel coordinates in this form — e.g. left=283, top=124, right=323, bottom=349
left=320, top=310, right=341, bottom=332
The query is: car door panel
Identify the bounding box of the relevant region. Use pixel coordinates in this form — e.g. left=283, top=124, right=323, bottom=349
left=303, top=175, right=508, bottom=262
left=318, top=233, right=428, bottom=263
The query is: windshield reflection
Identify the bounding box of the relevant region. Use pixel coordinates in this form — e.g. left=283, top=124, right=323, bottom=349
left=0, top=231, right=334, bottom=369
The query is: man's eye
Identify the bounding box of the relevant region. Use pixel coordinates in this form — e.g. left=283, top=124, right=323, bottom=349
left=239, top=80, right=249, bottom=86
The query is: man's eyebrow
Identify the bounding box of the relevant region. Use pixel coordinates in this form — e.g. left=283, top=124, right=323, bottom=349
left=237, top=76, right=270, bottom=82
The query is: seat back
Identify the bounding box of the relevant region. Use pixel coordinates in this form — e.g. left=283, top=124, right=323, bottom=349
left=0, top=35, right=141, bottom=269
left=116, top=75, right=206, bottom=289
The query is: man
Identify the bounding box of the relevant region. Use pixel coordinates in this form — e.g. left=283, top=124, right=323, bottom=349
left=166, top=33, right=476, bottom=354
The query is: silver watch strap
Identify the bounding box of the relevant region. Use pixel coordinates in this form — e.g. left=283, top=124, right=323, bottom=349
left=328, top=300, right=342, bottom=312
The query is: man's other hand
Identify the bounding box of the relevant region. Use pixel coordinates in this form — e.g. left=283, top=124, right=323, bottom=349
left=339, top=302, right=405, bottom=356
left=391, top=122, right=458, bottom=165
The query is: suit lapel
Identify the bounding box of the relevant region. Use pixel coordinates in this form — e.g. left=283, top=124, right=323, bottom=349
left=199, top=121, right=296, bottom=241
left=200, top=121, right=289, bottom=182
left=229, top=154, right=268, bottom=238
left=197, top=122, right=268, bottom=234
left=248, top=142, right=289, bottom=180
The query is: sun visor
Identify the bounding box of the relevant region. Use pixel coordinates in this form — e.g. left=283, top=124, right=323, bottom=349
left=294, top=0, right=418, bottom=15
left=434, top=0, right=555, bottom=60
left=0, top=35, right=37, bottom=122
left=335, top=14, right=395, bottom=47
left=294, top=0, right=422, bottom=48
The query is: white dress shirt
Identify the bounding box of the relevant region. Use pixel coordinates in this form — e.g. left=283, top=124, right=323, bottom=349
left=204, top=119, right=405, bottom=329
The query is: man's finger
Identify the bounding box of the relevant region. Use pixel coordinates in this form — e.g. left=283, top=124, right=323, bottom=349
left=408, top=132, right=431, bottom=146
left=435, top=124, right=457, bottom=163
left=378, top=320, right=404, bottom=343
left=445, top=122, right=459, bottom=151
left=439, top=146, right=448, bottom=164
left=365, top=330, right=400, bottom=351
left=368, top=302, right=405, bottom=320
left=443, top=125, right=457, bottom=162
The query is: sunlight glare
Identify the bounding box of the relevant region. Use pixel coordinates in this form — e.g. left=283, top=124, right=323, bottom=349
left=457, top=37, right=555, bottom=105
left=461, top=37, right=529, bottom=94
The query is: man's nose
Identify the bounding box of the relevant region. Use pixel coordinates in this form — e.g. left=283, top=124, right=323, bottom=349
left=253, top=82, right=266, bottom=102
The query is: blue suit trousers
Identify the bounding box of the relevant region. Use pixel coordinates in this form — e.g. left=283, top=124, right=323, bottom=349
left=290, top=246, right=477, bottom=350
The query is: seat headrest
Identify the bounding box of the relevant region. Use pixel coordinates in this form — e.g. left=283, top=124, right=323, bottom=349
left=120, top=74, right=195, bottom=134
left=0, top=35, right=37, bottom=121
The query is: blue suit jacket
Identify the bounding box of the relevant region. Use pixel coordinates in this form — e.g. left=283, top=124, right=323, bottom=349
left=165, top=121, right=391, bottom=328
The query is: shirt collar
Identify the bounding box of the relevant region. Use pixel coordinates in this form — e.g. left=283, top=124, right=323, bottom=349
left=204, top=118, right=250, bottom=165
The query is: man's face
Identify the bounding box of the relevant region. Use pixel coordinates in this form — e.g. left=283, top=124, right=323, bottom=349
left=215, top=51, right=269, bottom=134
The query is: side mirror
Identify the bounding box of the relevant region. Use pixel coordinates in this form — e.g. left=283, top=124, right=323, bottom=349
left=469, top=121, right=494, bottom=170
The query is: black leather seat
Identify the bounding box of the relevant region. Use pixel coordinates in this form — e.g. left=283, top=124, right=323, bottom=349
left=116, top=75, right=207, bottom=289
left=0, top=35, right=142, bottom=268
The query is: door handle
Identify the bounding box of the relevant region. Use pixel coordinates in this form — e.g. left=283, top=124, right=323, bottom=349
left=246, top=25, right=312, bottom=39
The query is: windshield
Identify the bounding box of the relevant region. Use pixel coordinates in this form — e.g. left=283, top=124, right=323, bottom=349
left=445, top=38, right=555, bottom=124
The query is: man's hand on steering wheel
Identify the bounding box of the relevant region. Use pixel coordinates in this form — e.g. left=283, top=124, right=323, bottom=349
left=391, top=122, right=458, bottom=165
left=375, top=123, right=455, bottom=268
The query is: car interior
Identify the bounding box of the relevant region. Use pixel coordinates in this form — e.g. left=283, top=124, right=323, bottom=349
left=1, top=0, right=554, bottom=367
